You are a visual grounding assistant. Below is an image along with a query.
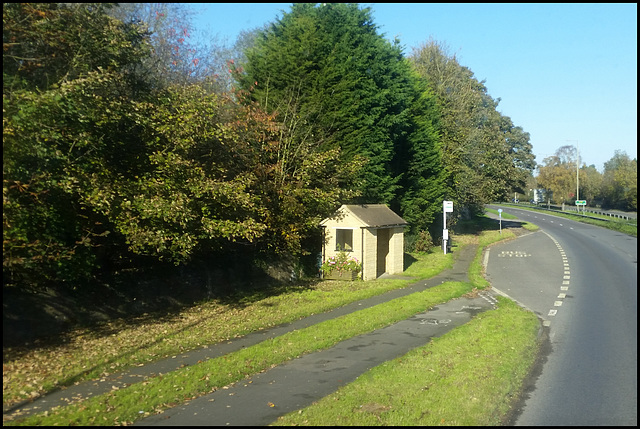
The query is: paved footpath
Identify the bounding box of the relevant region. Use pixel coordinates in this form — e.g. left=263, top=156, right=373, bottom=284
left=5, top=243, right=501, bottom=425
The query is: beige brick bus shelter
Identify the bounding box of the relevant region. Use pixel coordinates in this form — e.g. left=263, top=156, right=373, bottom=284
left=320, top=204, right=408, bottom=281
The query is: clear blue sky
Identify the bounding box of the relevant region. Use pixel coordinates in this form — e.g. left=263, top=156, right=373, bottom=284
left=185, top=3, right=637, bottom=172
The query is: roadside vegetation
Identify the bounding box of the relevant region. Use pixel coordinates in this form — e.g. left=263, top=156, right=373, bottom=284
left=4, top=3, right=537, bottom=298
left=536, top=146, right=636, bottom=214
left=497, top=203, right=637, bottom=237
left=273, top=297, right=538, bottom=426
left=3, top=3, right=630, bottom=425
left=4, top=216, right=542, bottom=425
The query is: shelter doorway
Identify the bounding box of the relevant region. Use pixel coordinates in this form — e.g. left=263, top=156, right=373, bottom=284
left=376, top=228, right=389, bottom=276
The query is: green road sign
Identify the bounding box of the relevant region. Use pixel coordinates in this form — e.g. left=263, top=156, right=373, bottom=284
left=575, top=200, right=587, bottom=205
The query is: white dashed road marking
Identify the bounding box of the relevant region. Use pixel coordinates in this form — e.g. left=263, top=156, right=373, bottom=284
left=541, top=231, right=572, bottom=325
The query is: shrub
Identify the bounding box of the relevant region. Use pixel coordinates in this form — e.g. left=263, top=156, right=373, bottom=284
left=412, top=230, right=434, bottom=253
left=320, top=250, right=362, bottom=277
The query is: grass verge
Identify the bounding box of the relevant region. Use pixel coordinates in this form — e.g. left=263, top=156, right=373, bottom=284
left=10, top=281, right=474, bottom=426
left=495, top=203, right=636, bottom=236
left=485, top=207, right=539, bottom=232
left=5, top=216, right=539, bottom=425
left=485, top=207, right=518, bottom=219
left=273, top=296, right=540, bottom=426
left=4, top=246, right=456, bottom=414
left=3, top=268, right=429, bottom=406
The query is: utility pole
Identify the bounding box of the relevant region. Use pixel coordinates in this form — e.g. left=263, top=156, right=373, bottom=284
left=566, top=140, right=579, bottom=212
left=576, top=140, right=579, bottom=203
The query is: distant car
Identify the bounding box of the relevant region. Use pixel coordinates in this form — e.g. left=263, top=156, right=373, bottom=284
left=512, top=198, right=519, bottom=203
left=530, top=200, right=536, bottom=204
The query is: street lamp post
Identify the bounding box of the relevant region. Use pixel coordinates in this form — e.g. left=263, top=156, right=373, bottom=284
left=566, top=140, right=579, bottom=212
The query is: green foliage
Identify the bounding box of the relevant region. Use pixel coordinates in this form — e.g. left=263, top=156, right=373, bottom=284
left=601, top=150, right=637, bottom=210
left=409, top=39, right=535, bottom=217
left=3, top=2, right=364, bottom=291
left=536, top=145, right=589, bottom=205
left=412, top=230, right=435, bottom=253
left=3, top=3, right=150, bottom=288
left=3, top=3, right=149, bottom=92
left=321, top=249, right=362, bottom=277
left=109, top=85, right=271, bottom=260
left=535, top=147, right=636, bottom=210
left=234, top=3, right=437, bottom=207
left=4, top=2, right=544, bottom=297
left=577, top=164, right=602, bottom=205
left=398, top=72, right=445, bottom=235
left=535, top=146, right=579, bottom=204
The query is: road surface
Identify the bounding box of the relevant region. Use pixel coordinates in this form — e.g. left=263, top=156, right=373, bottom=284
left=485, top=205, right=637, bottom=426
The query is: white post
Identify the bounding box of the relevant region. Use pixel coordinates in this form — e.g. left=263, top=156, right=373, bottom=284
left=443, top=201, right=453, bottom=254
left=576, top=140, right=580, bottom=213
left=443, top=208, right=447, bottom=255
left=566, top=139, right=580, bottom=213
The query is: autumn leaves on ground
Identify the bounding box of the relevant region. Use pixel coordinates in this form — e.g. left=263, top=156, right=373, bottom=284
left=4, top=224, right=542, bottom=426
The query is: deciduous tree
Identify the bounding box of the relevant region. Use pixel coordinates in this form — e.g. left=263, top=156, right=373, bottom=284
left=231, top=3, right=446, bottom=241
left=577, top=164, right=602, bottom=205
left=3, top=3, right=151, bottom=287
left=106, top=3, right=229, bottom=91
left=535, top=146, right=578, bottom=204
left=601, top=150, right=637, bottom=210
left=409, top=39, right=535, bottom=216
left=3, top=3, right=365, bottom=292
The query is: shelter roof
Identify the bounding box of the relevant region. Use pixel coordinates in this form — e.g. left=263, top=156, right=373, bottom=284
left=320, top=204, right=408, bottom=228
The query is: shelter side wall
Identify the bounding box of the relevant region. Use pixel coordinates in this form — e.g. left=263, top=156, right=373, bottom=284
left=362, top=228, right=378, bottom=281
left=388, top=227, right=405, bottom=274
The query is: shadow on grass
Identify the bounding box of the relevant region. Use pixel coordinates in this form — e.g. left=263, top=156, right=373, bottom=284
left=3, top=255, right=322, bottom=356
left=4, top=215, right=526, bottom=356
left=3, top=263, right=326, bottom=407
left=403, top=253, right=419, bottom=271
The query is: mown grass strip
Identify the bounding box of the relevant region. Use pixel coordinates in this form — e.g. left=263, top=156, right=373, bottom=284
left=10, top=281, right=474, bottom=425
left=273, top=296, right=540, bottom=426
left=485, top=207, right=518, bottom=219
left=4, top=253, right=449, bottom=406
left=496, top=204, right=636, bottom=236
left=468, top=229, right=516, bottom=288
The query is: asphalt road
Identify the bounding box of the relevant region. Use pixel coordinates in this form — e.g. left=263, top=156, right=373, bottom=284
left=485, top=205, right=637, bottom=426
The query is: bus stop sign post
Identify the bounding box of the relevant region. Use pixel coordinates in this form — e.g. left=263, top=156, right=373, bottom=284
left=443, top=201, right=453, bottom=254
left=498, top=209, right=503, bottom=234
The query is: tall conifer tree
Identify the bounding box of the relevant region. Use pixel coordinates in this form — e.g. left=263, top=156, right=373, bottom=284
left=234, top=3, right=442, bottom=210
